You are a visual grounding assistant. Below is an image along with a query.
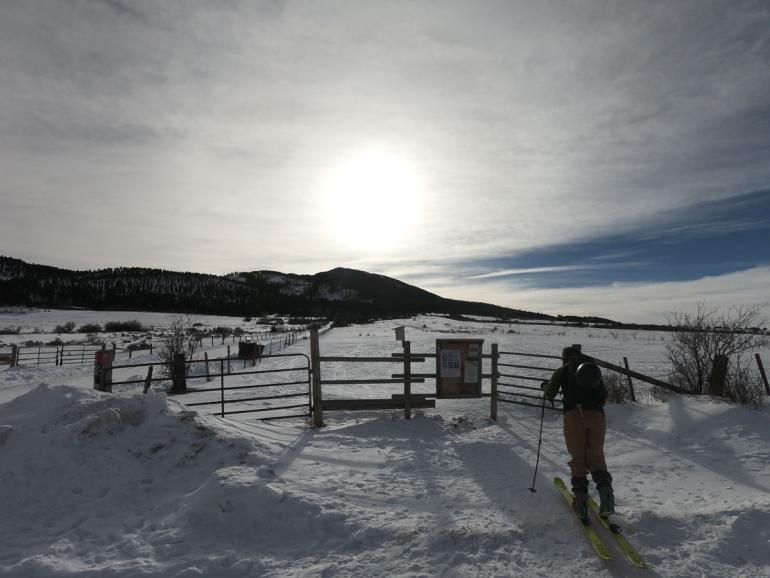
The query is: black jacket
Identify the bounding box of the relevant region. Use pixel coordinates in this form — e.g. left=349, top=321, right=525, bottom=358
left=545, top=359, right=607, bottom=413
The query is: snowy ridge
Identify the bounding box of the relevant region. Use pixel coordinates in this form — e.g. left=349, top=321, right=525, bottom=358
left=254, top=273, right=314, bottom=297
left=224, top=273, right=248, bottom=284
left=2, top=257, right=557, bottom=321
left=315, top=284, right=358, bottom=301
left=254, top=272, right=357, bottom=300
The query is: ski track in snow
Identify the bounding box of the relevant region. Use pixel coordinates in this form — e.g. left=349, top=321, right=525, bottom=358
left=0, top=312, right=769, bottom=577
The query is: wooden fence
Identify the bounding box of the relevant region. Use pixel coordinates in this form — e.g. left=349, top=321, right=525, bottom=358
left=307, top=335, right=723, bottom=427
left=5, top=328, right=311, bottom=368
left=10, top=343, right=116, bottom=367
left=310, top=329, right=436, bottom=427
left=195, top=328, right=308, bottom=349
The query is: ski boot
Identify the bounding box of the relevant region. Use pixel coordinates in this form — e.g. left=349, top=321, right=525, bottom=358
left=573, top=491, right=590, bottom=525
left=598, top=485, right=616, bottom=518
left=571, top=476, right=590, bottom=524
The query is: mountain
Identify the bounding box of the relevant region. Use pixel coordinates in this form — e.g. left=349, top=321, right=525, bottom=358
left=0, top=256, right=554, bottom=322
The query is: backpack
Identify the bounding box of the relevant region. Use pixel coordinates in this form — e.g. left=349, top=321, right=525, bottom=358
left=562, top=354, right=607, bottom=410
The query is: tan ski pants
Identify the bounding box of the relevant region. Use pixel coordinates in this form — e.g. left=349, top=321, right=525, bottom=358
left=563, top=408, right=608, bottom=478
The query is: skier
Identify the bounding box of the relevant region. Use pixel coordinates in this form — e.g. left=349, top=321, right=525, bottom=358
left=542, top=346, right=615, bottom=524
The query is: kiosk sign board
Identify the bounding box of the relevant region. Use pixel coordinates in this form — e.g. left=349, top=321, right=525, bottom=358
left=435, top=339, right=483, bottom=398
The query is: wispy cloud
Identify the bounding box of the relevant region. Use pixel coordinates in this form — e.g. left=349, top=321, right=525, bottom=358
left=432, top=266, right=770, bottom=324
left=469, top=265, right=598, bottom=280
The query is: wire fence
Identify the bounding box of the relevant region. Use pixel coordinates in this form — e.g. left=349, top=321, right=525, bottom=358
left=6, top=327, right=314, bottom=368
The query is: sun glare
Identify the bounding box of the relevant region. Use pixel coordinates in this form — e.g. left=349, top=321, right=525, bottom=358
left=321, top=149, right=423, bottom=251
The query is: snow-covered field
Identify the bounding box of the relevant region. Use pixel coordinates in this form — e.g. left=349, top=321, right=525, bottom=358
left=1, top=311, right=769, bottom=577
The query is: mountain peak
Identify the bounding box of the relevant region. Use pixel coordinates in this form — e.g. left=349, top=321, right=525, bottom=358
left=0, top=256, right=560, bottom=323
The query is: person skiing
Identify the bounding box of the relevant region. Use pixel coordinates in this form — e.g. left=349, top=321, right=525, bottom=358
left=542, top=345, right=615, bottom=524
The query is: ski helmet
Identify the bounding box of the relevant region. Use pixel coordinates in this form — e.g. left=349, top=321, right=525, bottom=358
left=576, top=362, right=602, bottom=388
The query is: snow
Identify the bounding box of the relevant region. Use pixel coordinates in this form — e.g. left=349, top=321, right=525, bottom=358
left=258, top=273, right=312, bottom=297
left=0, top=309, right=254, bottom=334
left=315, top=285, right=358, bottom=301
left=1, top=313, right=769, bottom=577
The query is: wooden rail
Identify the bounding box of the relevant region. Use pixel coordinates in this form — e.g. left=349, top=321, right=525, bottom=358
left=321, top=398, right=436, bottom=411
left=585, top=355, right=687, bottom=394
left=310, top=328, right=428, bottom=424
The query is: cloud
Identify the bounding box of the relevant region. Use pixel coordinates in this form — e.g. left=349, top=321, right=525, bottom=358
left=1, top=1, right=769, bottom=315
left=469, top=265, right=598, bottom=279
left=426, top=266, right=770, bottom=324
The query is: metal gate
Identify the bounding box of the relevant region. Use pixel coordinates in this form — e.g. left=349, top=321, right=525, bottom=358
left=495, top=349, right=563, bottom=411
left=184, top=352, right=312, bottom=421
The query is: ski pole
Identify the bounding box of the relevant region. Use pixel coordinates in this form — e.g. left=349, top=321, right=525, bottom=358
left=529, top=393, right=547, bottom=493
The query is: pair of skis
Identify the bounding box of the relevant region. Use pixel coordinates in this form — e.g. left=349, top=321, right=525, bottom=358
left=553, top=477, right=647, bottom=569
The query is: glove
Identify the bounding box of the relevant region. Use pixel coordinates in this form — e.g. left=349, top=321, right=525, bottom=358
left=541, top=380, right=555, bottom=402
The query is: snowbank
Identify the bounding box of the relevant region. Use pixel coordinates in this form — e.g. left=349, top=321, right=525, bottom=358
left=0, top=386, right=352, bottom=577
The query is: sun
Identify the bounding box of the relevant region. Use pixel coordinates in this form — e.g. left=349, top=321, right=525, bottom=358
left=320, top=149, right=423, bottom=251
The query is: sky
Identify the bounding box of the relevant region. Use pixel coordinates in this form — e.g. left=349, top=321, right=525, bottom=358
left=1, top=0, right=769, bottom=323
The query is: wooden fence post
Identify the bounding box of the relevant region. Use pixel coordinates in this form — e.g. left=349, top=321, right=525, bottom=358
left=220, top=359, right=225, bottom=417
left=755, top=353, right=769, bottom=395
left=171, top=353, right=187, bottom=394
left=149, top=342, right=153, bottom=355
left=94, top=350, right=113, bottom=393
left=403, top=340, right=411, bottom=420
left=491, top=343, right=498, bottom=421
left=111, top=342, right=116, bottom=361
left=205, top=352, right=211, bottom=382
left=623, top=357, right=636, bottom=402
left=227, top=346, right=231, bottom=374
left=310, top=327, right=323, bottom=427
left=143, top=365, right=153, bottom=394
left=708, top=354, right=729, bottom=397
left=10, top=345, right=18, bottom=367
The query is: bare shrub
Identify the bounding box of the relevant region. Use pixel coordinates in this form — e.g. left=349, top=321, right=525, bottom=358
left=0, top=326, right=21, bottom=335
left=54, top=321, right=76, bottom=334
left=105, top=320, right=145, bottom=332
left=604, top=371, right=629, bottom=404
left=77, top=323, right=102, bottom=333
left=127, top=341, right=152, bottom=351
left=724, top=364, right=765, bottom=409
left=158, top=315, right=198, bottom=378
left=665, top=303, right=768, bottom=405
